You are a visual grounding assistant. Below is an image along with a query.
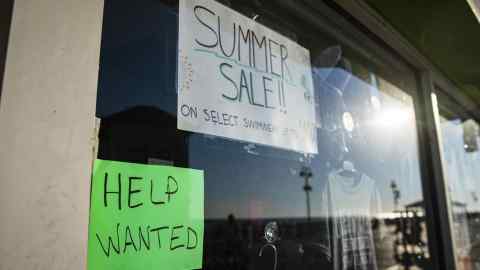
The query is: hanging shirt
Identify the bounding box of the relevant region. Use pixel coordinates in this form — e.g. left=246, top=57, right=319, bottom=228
left=322, top=170, right=381, bottom=270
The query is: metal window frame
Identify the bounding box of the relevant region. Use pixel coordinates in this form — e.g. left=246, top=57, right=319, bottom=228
left=418, top=72, right=458, bottom=270
left=0, top=0, right=14, bottom=105
left=274, top=0, right=474, bottom=269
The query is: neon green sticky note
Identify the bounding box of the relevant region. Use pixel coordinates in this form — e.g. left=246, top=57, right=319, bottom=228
left=88, top=159, right=204, bottom=270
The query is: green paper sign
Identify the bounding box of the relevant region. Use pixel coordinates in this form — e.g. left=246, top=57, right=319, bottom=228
left=88, top=159, right=204, bottom=270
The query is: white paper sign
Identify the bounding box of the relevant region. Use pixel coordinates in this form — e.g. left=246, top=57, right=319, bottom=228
left=178, top=0, right=317, bottom=153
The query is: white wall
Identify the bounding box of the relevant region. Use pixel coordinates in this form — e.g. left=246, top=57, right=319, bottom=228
left=0, top=0, right=103, bottom=269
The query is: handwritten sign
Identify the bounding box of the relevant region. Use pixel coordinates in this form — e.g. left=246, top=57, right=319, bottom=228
left=178, top=0, right=318, bottom=154
left=88, top=159, right=204, bottom=270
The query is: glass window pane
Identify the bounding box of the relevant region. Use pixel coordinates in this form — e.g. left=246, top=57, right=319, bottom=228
left=435, top=89, right=480, bottom=270
left=93, top=0, right=433, bottom=269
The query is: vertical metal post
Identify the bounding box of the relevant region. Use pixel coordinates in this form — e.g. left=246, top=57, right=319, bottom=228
left=305, top=183, right=311, bottom=223
left=300, top=166, right=313, bottom=223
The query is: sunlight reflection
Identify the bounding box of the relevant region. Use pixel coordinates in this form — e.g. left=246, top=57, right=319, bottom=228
left=371, top=107, right=413, bottom=128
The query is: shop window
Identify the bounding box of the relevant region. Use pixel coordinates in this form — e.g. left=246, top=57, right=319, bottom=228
left=434, top=89, right=480, bottom=270
left=90, top=0, right=432, bottom=269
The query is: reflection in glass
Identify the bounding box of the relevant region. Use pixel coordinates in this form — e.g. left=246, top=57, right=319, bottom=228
left=435, top=93, right=480, bottom=270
